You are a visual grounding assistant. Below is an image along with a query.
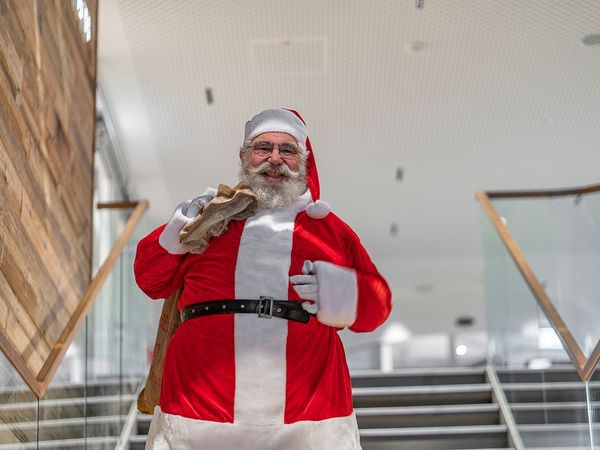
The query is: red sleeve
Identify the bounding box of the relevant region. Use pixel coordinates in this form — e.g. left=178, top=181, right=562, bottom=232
left=344, top=229, right=392, bottom=333
left=133, top=224, right=187, bottom=300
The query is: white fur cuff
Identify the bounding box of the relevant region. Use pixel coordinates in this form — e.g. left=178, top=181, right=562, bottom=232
left=314, top=261, right=358, bottom=328
left=158, top=212, right=190, bottom=255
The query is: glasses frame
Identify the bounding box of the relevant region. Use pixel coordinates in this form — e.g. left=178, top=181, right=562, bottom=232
left=249, top=141, right=300, bottom=161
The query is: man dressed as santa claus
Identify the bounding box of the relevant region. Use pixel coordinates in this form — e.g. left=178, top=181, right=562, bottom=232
left=134, top=108, right=392, bottom=449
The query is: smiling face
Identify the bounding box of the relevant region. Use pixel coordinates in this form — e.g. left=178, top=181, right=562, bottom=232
left=247, top=132, right=301, bottom=176
left=240, top=132, right=308, bottom=209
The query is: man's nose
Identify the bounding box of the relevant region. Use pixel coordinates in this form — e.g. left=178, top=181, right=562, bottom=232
left=268, top=147, right=283, bottom=164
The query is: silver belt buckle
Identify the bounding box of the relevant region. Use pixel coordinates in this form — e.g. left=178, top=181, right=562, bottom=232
left=257, top=296, right=274, bottom=319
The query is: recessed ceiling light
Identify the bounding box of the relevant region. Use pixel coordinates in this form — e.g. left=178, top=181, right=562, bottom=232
left=581, top=33, right=600, bottom=46
left=455, top=344, right=468, bottom=356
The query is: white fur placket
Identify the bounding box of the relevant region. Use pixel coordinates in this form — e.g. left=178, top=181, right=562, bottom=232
left=233, top=190, right=312, bottom=425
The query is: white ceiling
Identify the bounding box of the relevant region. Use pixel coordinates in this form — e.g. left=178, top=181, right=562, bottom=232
left=97, top=0, right=600, bottom=354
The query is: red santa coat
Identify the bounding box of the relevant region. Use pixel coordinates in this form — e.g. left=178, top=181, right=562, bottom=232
left=134, top=190, right=392, bottom=449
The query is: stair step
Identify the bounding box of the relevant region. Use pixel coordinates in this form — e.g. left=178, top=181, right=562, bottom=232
left=353, top=383, right=492, bottom=407
left=359, top=424, right=508, bottom=450
left=136, top=415, right=152, bottom=435
left=0, top=378, right=141, bottom=403
left=356, top=404, right=500, bottom=428
left=0, top=436, right=119, bottom=450
left=503, top=381, right=600, bottom=403
left=0, top=394, right=134, bottom=421
left=351, top=366, right=487, bottom=388
left=129, top=434, right=147, bottom=450
left=519, top=422, right=600, bottom=447
left=510, top=401, right=600, bottom=424
left=497, top=367, right=600, bottom=383
left=0, top=415, right=125, bottom=443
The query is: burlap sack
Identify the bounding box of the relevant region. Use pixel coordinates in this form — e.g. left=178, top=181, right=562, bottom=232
left=137, top=183, right=257, bottom=414
left=179, top=182, right=258, bottom=252
left=137, top=287, right=182, bottom=415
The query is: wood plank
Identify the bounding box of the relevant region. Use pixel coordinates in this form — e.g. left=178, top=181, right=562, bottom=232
left=0, top=273, right=47, bottom=375
left=3, top=1, right=43, bottom=146
left=0, top=153, right=79, bottom=346
left=0, top=220, right=65, bottom=348
left=1, top=144, right=89, bottom=286
left=0, top=88, right=91, bottom=279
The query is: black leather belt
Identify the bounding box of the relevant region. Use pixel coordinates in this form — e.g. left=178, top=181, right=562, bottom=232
left=181, top=297, right=312, bottom=324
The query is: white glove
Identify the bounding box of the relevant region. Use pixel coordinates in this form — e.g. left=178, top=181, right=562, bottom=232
left=186, top=193, right=214, bottom=218
left=158, top=190, right=216, bottom=254
left=290, top=260, right=319, bottom=314
left=291, top=259, right=358, bottom=328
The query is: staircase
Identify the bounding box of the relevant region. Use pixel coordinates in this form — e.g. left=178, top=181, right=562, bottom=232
left=497, top=367, right=600, bottom=449
left=129, top=366, right=514, bottom=449
left=0, top=378, right=139, bottom=450
left=352, top=367, right=513, bottom=450
left=2, top=368, right=598, bottom=449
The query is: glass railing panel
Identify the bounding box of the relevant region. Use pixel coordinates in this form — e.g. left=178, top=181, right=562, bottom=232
left=0, top=350, right=39, bottom=446
left=589, top=366, right=600, bottom=448
left=482, top=197, right=599, bottom=449
left=39, top=323, right=88, bottom=448
left=31, top=207, right=151, bottom=448
left=481, top=209, right=570, bottom=369
left=83, top=210, right=150, bottom=445
left=121, top=239, right=156, bottom=382
left=490, top=192, right=600, bottom=360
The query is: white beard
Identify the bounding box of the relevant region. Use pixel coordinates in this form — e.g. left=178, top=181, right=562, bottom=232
left=240, top=161, right=307, bottom=209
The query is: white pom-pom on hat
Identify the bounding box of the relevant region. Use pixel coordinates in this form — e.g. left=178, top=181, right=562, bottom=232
left=306, top=200, right=331, bottom=219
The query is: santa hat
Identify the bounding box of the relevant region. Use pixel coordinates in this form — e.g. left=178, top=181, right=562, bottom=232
left=244, top=108, right=330, bottom=219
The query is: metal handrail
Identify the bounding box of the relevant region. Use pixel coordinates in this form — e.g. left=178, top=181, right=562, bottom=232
left=115, top=379, right=146, bottom=450
left=486, top=366, right=525, bottom=450
left=486, top=183, right=600, bottom=199
left=477, top=185, right=600, bottom=381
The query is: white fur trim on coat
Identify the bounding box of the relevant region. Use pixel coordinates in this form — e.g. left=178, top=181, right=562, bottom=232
left=313, top=261, right=358, bottom=328
left=233, top=190, right=312, bottom=426
left=146, top=407, right=361, bottom=450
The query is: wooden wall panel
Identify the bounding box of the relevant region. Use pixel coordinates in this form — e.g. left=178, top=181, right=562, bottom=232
left=0, top=0, right=97, bottom=395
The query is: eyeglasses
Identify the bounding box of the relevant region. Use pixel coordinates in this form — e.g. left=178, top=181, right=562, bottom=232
left=250, top=141, right=299, bottom=160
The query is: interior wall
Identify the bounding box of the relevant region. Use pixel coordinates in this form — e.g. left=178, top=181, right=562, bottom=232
left=0, top=0, right=97, bottom=388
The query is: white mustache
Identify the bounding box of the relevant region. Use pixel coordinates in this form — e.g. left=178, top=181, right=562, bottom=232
left=248, top=162, right=302, bottom=180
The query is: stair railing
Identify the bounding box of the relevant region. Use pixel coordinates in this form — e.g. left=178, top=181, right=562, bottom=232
left=486, top=365, right=525, bottom=450
left=0, top=199, right=154, bottom=448
left=32, top=200, right=148, bottom=397
left=477, top=184, right=600, bottom=381
left=27, top=200, right=148, bottom=397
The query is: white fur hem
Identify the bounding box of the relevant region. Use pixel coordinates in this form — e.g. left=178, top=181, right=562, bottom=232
left=314, top=261, right=358, bottom=328
left=145, top=407, right=361, bottom=450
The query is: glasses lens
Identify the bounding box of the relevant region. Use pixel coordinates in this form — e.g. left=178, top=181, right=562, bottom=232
left=253, top=141, right=273, bottom=156
left=279, top=144, right=298, bottom=155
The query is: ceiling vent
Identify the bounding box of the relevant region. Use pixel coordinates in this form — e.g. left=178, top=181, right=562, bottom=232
left=249, top=37, right=327, bottom=76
